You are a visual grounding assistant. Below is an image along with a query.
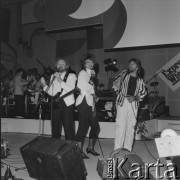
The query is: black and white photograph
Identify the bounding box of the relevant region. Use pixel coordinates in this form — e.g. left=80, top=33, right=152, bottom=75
left=1, top=0, right=180, bottom=179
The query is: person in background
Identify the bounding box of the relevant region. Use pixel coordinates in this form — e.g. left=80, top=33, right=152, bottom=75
left=14, top=68, right=28, bottom=118
left=29, top=73, right=43, bottom=105
left=40, top=58, right=76, bottom=140
left=76, top=53, right=100, bottom=159
left=26, top=69, right=37, bottom=91
left=1, top=70, right=14, bottom=107
left=112, top=58, right=147, bottom=152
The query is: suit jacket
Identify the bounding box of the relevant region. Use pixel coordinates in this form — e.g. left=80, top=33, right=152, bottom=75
left=76, top=69, right=95, bottom=107
left=113, top=70, right=147, bottom=109
left=43, top=72, right=77, bottom=106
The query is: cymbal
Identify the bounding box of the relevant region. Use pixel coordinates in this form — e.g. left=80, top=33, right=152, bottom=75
left=149, top=91, right=158, bottom=95
left=150, top=81, right=159, bottom=87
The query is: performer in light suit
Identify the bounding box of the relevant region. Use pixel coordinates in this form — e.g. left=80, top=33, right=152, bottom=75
left=113, top=58, right=147, bottom=152
left=76, top=53, right=100, bottom=159
left=41, top=58, right=76, bottom=140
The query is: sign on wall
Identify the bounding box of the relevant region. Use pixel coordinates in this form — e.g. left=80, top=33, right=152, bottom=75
left=158, top=52, right=180, bottom=91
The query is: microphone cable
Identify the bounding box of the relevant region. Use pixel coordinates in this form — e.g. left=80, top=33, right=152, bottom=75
left=130, top=102, right=158, bottom=161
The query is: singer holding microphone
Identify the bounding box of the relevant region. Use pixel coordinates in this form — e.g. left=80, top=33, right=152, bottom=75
left=40, top=58, right=76, bottom=140
left=112, top=58, right=147, bottom=152
left=76, top=53, right=100, bottom=159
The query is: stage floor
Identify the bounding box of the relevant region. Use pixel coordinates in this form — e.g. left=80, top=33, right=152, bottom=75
left=1, top=132, right=170, bottom=180
left=2, top=116, right=180, bottom=139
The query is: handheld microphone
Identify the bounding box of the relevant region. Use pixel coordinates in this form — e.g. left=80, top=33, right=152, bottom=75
left=89, top=70, right=96, bottom=85
left=91, top=69, right=96, bottom=76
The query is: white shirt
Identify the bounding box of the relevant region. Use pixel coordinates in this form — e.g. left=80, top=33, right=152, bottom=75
left=43, top=72, right=77, bottom=106
left=76, top=69, right=95, bottom=107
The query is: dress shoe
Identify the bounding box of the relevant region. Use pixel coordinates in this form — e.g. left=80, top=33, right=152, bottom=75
left=81, top=151, right=89, bottom=159
left=86, top=147, right=100, bottom=156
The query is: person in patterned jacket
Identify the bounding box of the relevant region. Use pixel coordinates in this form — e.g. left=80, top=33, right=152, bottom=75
left=113, top=58, right=147, bottom=152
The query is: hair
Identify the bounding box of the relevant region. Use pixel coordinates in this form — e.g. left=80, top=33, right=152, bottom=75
left=80, top=53, right=96, bottom=70
left=15, top=68, right=25, bottom=75
left=55, top=58, right=69, bottom=70
left=15, top=68, right=26, bottom=79
left=129, top=58, right=144, bottom=78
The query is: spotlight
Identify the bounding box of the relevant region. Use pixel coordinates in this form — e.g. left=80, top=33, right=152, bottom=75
left=112, top=59, right=117, bottom=65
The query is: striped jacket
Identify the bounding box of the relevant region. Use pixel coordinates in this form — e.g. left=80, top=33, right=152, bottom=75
left=113, top=70, right=147, bottom=109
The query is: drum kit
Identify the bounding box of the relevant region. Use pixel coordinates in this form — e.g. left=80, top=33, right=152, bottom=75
left=138, top=71, right=165, bottom=122
left=148, top=81, right=165, bottom=119
left=149, top=81, right=159, bottom=97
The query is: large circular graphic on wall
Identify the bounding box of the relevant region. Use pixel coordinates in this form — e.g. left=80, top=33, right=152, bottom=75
left=103, top=0, right=127, bottom=49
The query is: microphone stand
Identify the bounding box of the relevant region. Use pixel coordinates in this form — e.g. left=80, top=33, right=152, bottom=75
left=32, top=76, right=55, bottom=136
left=15, top=78, right=55, bottom=173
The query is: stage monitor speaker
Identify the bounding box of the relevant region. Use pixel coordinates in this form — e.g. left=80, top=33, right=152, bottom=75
left=97, top=148, right=155, bottom=180
left=20, top=136, right=87, bottom=180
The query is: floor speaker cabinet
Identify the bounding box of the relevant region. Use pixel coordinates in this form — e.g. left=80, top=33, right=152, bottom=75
left=97, top=148, right=155, bottom=180
left=20, top=136, right=87, bottom=180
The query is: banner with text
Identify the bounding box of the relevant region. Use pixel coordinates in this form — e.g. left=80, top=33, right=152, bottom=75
left=158, top=52, right=180, bottom=91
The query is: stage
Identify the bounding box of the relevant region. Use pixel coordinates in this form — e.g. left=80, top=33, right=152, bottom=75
left=1, top=116, right=180, bottom=138
left=1, top=116, right=180, bottom=179
left=1, top=132, right=169, bottom=180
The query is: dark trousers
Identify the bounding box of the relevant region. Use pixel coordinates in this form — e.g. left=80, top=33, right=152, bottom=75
left=76, top=98, right=100, bottom=142
left=15, top=95, right=25, bottom=117
left=52, top=100, right=75, bottom=140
